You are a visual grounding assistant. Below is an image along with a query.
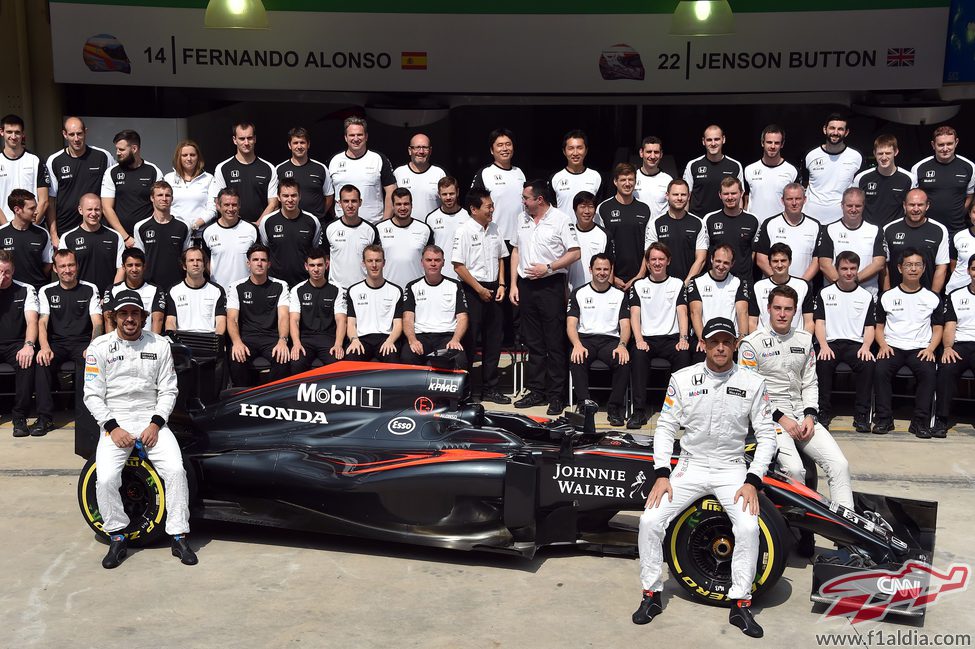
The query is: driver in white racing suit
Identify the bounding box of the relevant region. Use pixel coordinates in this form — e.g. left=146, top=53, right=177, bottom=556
left=84, top=289, right=197, bottom=569
left=634, top=317, right=776, bottom=638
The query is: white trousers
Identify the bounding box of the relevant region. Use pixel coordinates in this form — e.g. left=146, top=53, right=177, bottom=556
left=638, top=459, right=758, bottom=600
left=95, top=425, right=190, bottom=536
left=775, top=423, right=854, bottom=509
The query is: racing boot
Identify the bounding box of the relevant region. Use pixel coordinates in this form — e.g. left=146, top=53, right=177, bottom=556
left=729, top=599, right=763, bottom=638
left=171, top=535, right=198, bottom=565
left=102, top=533, right=128, bottom=569
left=631, top=590, right=662, bottom=624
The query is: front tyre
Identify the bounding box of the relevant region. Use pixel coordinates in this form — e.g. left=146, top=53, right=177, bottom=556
left=77, top=453, right=168, bottom=547
left=664, top=494, right=789, bottom=606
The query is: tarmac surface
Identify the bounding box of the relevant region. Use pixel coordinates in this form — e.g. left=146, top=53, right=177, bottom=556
left=1, top=405, right=974, bottom=649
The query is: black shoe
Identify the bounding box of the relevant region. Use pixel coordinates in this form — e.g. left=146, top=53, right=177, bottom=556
left=29, top=417, right=55, bottom=437
left=481, top=390, right=512, bottom=405
left=796, top=530, right=816, bottom=558
left=102, top=534, right=128, bottom=569
left=626, top=410, right=648, bottom=430
left=872, top=421, right=894, bottom=435
left=171, top=536, right=198, bottom=565
left=546, top=399, right=566, bottom=416
left=607, top=408, right=625, bottom=427
left=729, top=600, right=763, bottom=638
left=853, top=418, right=871, bottom=433
left=930, top=417, right=948, bottom=438
left=514, top=392, right=546, bottom=409
left=12, top=419, right=29, bottom=438
left=631, top=591, right=662, bottom=625
left=909, top=420, right=932, bottom=439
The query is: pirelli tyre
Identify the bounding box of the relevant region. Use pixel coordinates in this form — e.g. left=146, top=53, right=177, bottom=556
left=77, top=452, right=167, bottom=547
left=664, top=493, right=790, bottom=606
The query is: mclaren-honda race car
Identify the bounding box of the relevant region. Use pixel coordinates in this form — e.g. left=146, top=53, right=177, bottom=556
left=76, top=347, right=938, bottom=616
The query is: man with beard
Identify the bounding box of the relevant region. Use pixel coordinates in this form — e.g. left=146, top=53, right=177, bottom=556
left=802, top=114, right=863, bottom=225
left=644, top=179, right=707, bottom=285
left=743, top=125, right=800, bottom=223
left=394, top=133, right=447, bottom=220
left=702, top=177, right=759, bottom=280
left=375, top=187, right=435, bottom=288
left=100, top=130, right=163, bottom=244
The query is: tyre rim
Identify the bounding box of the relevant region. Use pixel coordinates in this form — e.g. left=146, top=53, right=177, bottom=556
left=121, top=474, right=150, bottom=520
left=688, top=519, right=735, bottom=581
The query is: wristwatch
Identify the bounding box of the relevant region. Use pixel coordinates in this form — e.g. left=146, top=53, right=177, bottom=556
left=545, top=263, right=553, bottom=275
left=24, top=341, right=36, bottom=348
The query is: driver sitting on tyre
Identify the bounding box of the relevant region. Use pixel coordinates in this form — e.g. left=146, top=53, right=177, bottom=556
left=634, top=317, right=776, bottom=638
left=83, top=289, right=197, bottom=569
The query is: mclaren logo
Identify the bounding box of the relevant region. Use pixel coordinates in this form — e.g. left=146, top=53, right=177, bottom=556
left=238, top=403, right=328, bottom=423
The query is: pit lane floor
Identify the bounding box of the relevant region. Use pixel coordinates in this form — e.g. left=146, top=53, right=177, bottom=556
left=1, top=410, right=973, bottom=649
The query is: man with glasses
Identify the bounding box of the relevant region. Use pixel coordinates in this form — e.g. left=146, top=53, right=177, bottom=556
left=394, top=134, right=446, bottom=220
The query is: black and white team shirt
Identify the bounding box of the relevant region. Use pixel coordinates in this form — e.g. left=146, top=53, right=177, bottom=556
left=376, top=218, right=435, bottom=289
left=133, top=216, right=191, bottom=291
left=424, top=207, right=470, bottom=280
left=104, top=280, right=165, bottom=331
left=944, top=285, right=975, bottom=343
left=199, top=219, right=260, bottom=289
left=165, top=280, right=227, bottom=333
left=749, top=276, right=814, bottom=331
left=38, top=280, right=101, bottom=344
left=567, top=224, right=607, bottom=291
left=403, top=276, right=467, bottom=334
left=682, top=155, right=743, bottom=217
left=226, top=277, right=289, bottom=338
left=58, top=225, right=124, bottom=294
left=876, top=285, right=943, bottom=350
left=882, top=218, right=950, bottom=289
left=100, top=161, right=164, bottom=233
left=450, top=218, right=508, bottom=284
left=275, top=159, right=333, bottom=220
left=816, top=219, right=887, bottom=295
left=948, top=227, right=975, bottom=293
left=644, top=212, right=707, bottom=282
left=814, top=283, right=876, bottom=343
left=802, top=145, right=863, bottom=225
left=911, top=155, right=975, bottom=234
left=394, top=164, right=446, bottom=220
left=0, top=149, right=49, bottom=220
left=752, top=213, right=821, bottom=276
left=743, top=159, right=799, bottom=222
left=599, top=197, right=651, bottom=281
left=258, top=210, right=322, bottom=287
left=289, top=280, right=340, bottom=337
left=328, top=150, right=396, bottom=224
left=46, top=145, right=112, bottom=233
left=0, top=222, right=53, bottom=290
left=513, top=207, right=580, bottom=280
left=470, top=163, right=527, bottom=242
left=853, top=166, right=915, bottom=228
left=633, top=169, right=673, bottom=217
left=702, top=210, right=760, bottom=279
left=321, top=218, right=379, bottom=290
left=210, top=157, right=278, bottom=224
left=686, top=271, right=750, bottom=336
left=337, top=280, right=404, bottom=337
left=628, top=276, right=686, bottom=337
left=567, top=283, right=628, bottom=337
left=551, top=168, right=602, bottom=216
left=0, top=280, right=38, bottom=344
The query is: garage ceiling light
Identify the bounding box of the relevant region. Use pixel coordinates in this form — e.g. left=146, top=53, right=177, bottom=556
left=205, top=0, right=269, bottom=29
left=670, top=1, right=734, bottom=36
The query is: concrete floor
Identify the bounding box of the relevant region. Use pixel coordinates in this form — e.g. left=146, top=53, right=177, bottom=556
left=1, top=410, right=974, bottom=649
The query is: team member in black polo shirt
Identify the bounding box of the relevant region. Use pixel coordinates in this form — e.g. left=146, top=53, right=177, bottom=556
left=33, top=249, right=102, bottom=436
left=452, top=189, right=510, bottom=404
left=853, top=135, right=915, bottom=228
left=45, top=117, right=112, bottom=247
left=322, top=185, right=380, bottom=291
left=749, top=243, right=814, bottom=333
left=259, top=178, right=321, bottom=287
left=0, top=189, right=52, bottom=290
left=164, top=247, right=227, bottom=335
left=567, top=253, right=630, bottom=426
left=0, top=250, right=38, bottom=437
left=209, top=122, right=279, bottom=224
left=873, top=248, right=943, bottom=438
left=289, top=248, right=345, bottom=373
left=683, top=125, right=743, bottom=218
left=883, top=189, right=950, bottom=293
left=814, top=251, right=876, bottom=432
left=934, top=253, right=975, bottom=438
left=644, top=179, right=706, bottom=285
left=703, top=177, right=759, bottom=280
left=58, top=194, right=124, bottom=295
left=600, top=163, right=651, bottom=289
left=227, top=243, right=290, bottom=386
left=103, top=248, right=164, bottom=334
left=340, top=244, right=404, bottom=362
left=402, top=245, right=468, bottom=368
left=753, top=183, right=820, bottom=281
left=100, top=130, right=163, bottom=245
left=817, top=187, right=887, bottom=296
left=627, top=243, right=689, bottom=429
left=912, top=126, right=975, bottom=236
left=133, top=181, right=191, bottom=291
left=275, top=127, right=333, bottom=221
left=510, top=179, right=581, bottom=415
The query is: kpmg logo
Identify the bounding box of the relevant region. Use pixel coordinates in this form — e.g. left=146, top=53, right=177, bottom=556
left=428, top=375, right=463, bottom=393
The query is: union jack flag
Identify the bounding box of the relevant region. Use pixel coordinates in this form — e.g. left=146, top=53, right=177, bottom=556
left=887, top=48, right=915, bottom=67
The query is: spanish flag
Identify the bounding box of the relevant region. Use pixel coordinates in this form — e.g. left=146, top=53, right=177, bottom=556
left=401, top=51, right=428, bottom=70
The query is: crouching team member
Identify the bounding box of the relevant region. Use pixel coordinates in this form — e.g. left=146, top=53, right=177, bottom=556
left=289, top=248, right=346, bottom=373
left=84, top=290, right=196, bottom=569
left=634, top=317, right=775, bottom=638
left=401, top=245, right=468, bottom=368
left=739, top=286, right=854, bottom=527
left=340, top=244, right=403, bottom=362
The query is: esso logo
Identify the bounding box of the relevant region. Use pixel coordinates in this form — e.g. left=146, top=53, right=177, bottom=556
left=387, top=417, right=416, bottom=435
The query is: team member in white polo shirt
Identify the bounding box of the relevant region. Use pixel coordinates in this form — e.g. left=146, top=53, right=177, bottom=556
left=633, top=136, right=672, bottom=217
left=802, top=113, right=863, bottom=225
left=164, top=247, right=227, bottom=334
left=551, top=130, right=602, bottom=214
left=340, top=244, right=403, bottom=362
left=424, top=177, right=469, bottom=280
left=743, top=124, right=799, bottom=223
left=0, top=114, right=49, bottom=225
left=394, top=133, right=446, bottom=220
left=686, top=244, right=749, bottom=361
left=470, top=128, right=526, bottom=244
left=567, top=191, right=607, bottom=291
left=935, top=252, right=975, bottom=438
left=753, top=183, right=820, bottom=281
left=322, top=185, right=379, bottom=291
left=946, top=201, right=975, bottom=293
left=376, top=187, right=434, bottom=288
left=328, top=117, right=396, bottom=223
left=817, top=187, right=887, bottom=296
left=748, top=243, right=814, bottom=333
left=401, top=245, right=468, bottom=369
left=199, top=188, right=259, bottom=290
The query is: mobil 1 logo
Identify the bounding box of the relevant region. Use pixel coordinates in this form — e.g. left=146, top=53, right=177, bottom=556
left=297, top=383, right=382, bottom=409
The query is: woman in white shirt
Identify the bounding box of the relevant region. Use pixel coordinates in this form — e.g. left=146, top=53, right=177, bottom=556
left=164, top=140, right=213, bottom=235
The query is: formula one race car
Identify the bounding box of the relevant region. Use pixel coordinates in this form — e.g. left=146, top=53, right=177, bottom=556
left=76, top=348, right=938, bottom=616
